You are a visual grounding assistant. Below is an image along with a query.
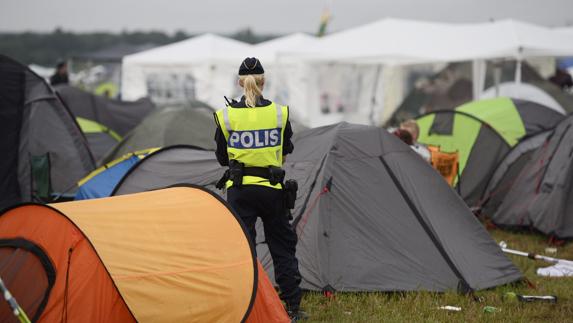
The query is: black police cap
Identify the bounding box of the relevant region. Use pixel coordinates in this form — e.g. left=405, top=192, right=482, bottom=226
left=239, top=57, right=264, bottom=75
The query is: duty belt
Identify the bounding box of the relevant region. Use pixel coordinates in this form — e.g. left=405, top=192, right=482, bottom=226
left=242, top=167, right=278, bottom=179
left=216, top=161, right=285, bottom=189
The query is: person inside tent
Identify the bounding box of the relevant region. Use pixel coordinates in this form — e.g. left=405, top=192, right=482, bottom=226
left=50, top=61, right=69, bottom=86
left=399, top=119, right=431, bottom=162
left=213, top=57, right=306, bottom=321
left=392, top=128, right=413, bottom=145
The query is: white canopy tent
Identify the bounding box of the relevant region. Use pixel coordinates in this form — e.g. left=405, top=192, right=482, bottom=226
left=274, top=18, right=573, bottom=126
left=253, top=33, right=317, bottom=122
left=555, top=26, right=573, bottom=33
left=480, top=82, right=566, bottom=114
left=121, top=34, right=252, bottom=108
left=288, top=19, right=573, bottom=63
left=255, top=33, right=316, bottom=62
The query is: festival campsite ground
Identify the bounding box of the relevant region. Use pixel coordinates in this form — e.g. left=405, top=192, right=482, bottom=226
left=300, top=229, right=573, bottom=322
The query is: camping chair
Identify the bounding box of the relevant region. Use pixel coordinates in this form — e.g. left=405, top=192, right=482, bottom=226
left=428, top=146, right=460, bottom=186
left=30, top=153, right=52, bottom=203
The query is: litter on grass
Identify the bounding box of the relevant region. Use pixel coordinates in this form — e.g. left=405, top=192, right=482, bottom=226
left=537, top=263, right=573, bottom=277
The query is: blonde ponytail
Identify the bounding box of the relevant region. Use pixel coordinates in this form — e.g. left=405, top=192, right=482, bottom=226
left=240, top=74, right=264, bottom=108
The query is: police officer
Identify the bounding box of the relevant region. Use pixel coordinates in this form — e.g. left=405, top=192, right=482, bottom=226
left=214, top=57, right=304, bottom=320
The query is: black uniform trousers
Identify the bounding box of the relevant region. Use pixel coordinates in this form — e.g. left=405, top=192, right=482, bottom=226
left=227, top=185, right=302, bottom=310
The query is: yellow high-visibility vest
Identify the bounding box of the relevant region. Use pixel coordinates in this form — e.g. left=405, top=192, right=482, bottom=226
left=215, top=102, right=288, bottom=189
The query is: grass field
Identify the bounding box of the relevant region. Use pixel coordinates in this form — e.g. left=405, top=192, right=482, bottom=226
left=299, top=229, right=573, bottom=322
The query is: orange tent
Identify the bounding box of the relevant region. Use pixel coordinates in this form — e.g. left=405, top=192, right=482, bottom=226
left=0, top=186, right=289, bottom=322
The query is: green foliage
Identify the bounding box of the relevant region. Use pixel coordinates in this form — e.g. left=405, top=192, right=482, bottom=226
left=300, top=229, right=573, bottom=322
left=229, top=27, right=275, bottom=44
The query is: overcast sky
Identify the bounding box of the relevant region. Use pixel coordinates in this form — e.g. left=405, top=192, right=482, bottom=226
left=2, top=0, right=573, bottom=34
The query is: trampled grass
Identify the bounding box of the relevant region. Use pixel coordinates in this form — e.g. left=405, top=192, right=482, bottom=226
left=300, top=229, right=573, bottom=322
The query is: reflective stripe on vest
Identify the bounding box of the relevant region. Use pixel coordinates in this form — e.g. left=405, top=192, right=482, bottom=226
left=216, top=102, right=288, bottom=188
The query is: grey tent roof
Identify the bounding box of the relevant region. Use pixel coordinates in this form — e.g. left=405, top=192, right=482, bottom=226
left=55, top=85, right=155, bottom=136
left=0, top=55, right=95, bottom=208
left=112, top=145, right=224, bottom=196
left=481, top=114, right=573, bottom=238
left=83, top=132, right=121, bottom=164
left=480, top=131, right=552, bottom=212
left=101, top=102, right=216, bottom=164
left=111, top=124, right=521, bottom=293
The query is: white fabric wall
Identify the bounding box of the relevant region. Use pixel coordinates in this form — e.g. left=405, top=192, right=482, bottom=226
left=480, top=82, right=566, bottom=114
left=121, top=34, right=251, bottom=108
left=121, top=21, right=573, bottom=128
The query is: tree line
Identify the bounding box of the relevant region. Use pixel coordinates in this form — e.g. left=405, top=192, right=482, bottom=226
left=0, top=27, right=277, bottom=67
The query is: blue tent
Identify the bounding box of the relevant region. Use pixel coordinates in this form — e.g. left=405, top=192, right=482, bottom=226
left=557, top=57, right=573, bottom=70
left=75, top=151, right=152, bottom=200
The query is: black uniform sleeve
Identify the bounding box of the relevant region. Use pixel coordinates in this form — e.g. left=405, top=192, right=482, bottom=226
left=283, top=120, right=294, bottom=155
left=214, top=120, right=229, bottom=166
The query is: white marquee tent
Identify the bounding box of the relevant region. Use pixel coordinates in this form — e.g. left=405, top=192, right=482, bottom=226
left=274, top=18, right=573, bottom=126
left=121, top=34, right=252, bottom=108
left=120, top=21, right=573, bottom=128
left=255, top=33, right=316, bottom=62
left=289, top=19, right=573, bottom=63
left=253, top=33, right=317, bottom=122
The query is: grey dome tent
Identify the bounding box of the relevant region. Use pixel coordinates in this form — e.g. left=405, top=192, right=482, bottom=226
left=480, top=114, right=573, bottom=239
left=55, top=85, right=155, bottom=136
left=478, top=131, right=551, bottom=216
left=0, top=55, right=95, bottom=209
left=111, top=123, right=521, bottom=293
left=112, top=145, right=224, bottom=196
left=275, top=122, right=520, bottom=292
left=102, top=103, right=216, bottom=164
left=55, top=85, right=155, bottom=162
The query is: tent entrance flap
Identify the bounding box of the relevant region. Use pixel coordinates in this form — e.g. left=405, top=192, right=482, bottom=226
left=0, top=238, right=56, bottom=322
left=379, top=156, right=472, bottom=294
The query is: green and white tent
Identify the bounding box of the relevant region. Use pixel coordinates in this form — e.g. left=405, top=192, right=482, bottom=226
left=416, top=97, right=563, bottom=206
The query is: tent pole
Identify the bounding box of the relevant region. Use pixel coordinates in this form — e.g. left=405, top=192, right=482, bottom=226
left=368, top=65, right=383, bottom=126
left=515, top=59, right=523, bottom=85
left=472, top=60, right=486, bottom=99
left=0, top=277, right=31, bottom=323
left=493, top=62, right=501, bottom=97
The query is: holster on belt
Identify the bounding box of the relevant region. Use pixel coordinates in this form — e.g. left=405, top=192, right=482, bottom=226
left=215, top=170, right=229, bottom=190
left=216, top=160, right=244, bottom=189
left=283, top=179, right=298, bottom=210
